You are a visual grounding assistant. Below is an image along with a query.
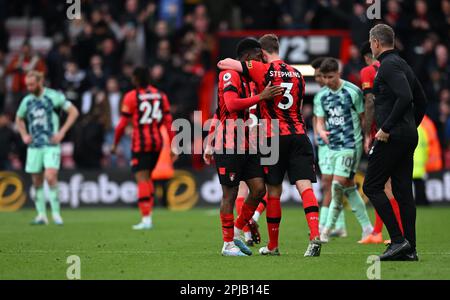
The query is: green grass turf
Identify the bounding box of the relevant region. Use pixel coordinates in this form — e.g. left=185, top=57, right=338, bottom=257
left=0, top=207, right=449, bottom=280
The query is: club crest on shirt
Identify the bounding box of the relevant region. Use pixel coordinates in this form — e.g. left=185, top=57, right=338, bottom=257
left=229, top=172, right=236, bottom=182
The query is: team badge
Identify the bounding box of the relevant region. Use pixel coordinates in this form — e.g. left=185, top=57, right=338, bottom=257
left=229, top=172, right=236, bottom=182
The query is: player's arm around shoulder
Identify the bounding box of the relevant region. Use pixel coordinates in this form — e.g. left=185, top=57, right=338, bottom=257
left=217, top=58, right=243, bottom=73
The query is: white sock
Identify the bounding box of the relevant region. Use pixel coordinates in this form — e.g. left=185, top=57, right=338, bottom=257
left=244, top=231, right=252, bottom=241
left=143, top=216, right=152, bottom=224
left=224, top=241, right=234, bottom=247
left=234, top=226, right=242, bottom=239
left=363, top=225, right=373, bottom=234
left=253, top=211, right=261, bottom=222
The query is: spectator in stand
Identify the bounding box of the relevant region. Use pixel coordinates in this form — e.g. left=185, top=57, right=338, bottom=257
left=0, top=50, right=6, bottom=113
left=411, top=33, right=439, bottom=89
left=438, top=88, right=450, bottom=147
left=437, top=0, right=450, bottom=44
left=149, top=36, right=173, bottom=68
left=5, top=41, right=46, bottom=115
left=122, top=23, right=145, bottom=67
left=74, top=91, right=110, bottom=169
left=86, top=54, right=108, bottom=91
left=118, top=61, right=134, bottom=93
left=409, top=0, right=435, bottom=49
left=46, top=40, right=72, bottom=89
left=73, top=23, right=97, bottom=70
left=308, top=0, right=351, bottom=30
left=61, top=60, right=87, bottom=112
left=105, top=77, right=131, bottom=166
left=150, top=63, right=173, bottom=93
left=342, top=44, right=364, bottom=87
left=426, top=44, right=450, bottom=121
left=383, top=0, right=409, bottom=46
left=0, top=114, right=19, bottom=170
left=0, top=21, right=9, bottom=53
left=350, top=1, right=373, bottom=48
left=100, top=38, right=122, bottom=76
left=146, top=20, right=172, bottom=64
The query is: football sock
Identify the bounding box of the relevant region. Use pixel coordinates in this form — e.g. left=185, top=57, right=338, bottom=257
left=373, top=210, right=384, bottom=234
left=301, top=188, right=320, bottom=240
left=335, top=209, right=346, bottom=230
left=390, top=198, right=404, bottom=235
left=266, top=196, right=281, bottom=250
left=142, top=216, right=152, bottom=225
left=253, top=196, right=267, bottom=222
left=235, top=197, right=245, bottom=214
left=147, top=180, right=155, bottom=217
left=48, top=186, right=60, bottom=215
left=325, top=181, right=344, bottom=230
left=345, top=185, right=372, bottom=229
left=35, top=186, right=46, bottom=217
left=235, top=202, right=257, bottom=232
left=235, top=196, right=250, bottom=232
left=137, top=181, right=151, bottom=217
left=319, top=206, right=329, bottom=228
left=220, top=213, right=234, bottom=242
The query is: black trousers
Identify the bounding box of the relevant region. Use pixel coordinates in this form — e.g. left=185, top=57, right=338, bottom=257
left=363, top=137, right=418, bottom=250
left=413, top=178, right=429, bottom=206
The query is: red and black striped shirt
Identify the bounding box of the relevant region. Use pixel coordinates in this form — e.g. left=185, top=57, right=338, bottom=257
left=214, top=70, right=253, bottom=151
left=120, top=85, right=174, bottom=153
left=242, top=59, right=306, bottom=137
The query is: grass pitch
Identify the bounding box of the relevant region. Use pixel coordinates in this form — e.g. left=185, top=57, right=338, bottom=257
left=0, top=207, right=449, bottom=280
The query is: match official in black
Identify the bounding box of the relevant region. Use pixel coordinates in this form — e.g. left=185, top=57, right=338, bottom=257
left=362, top=24, right=427, bottom=261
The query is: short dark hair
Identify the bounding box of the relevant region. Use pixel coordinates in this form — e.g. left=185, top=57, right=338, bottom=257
left=133, top=67, right=150, bottom=88
left=311, top=57, right=327, bottom=70
left=360, top=41, right=372, bottom=57
left=259, top=34, right=279, bottom=54
left=320, top=58, right=339, bottom=73
left=236, top=38, right=261, bottom=60
left=369, top=24, right=395, bottom=47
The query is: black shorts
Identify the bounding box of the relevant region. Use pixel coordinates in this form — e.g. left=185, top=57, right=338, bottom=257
left=262, top=134, right=317, bottom=185
left=131, top=151, right=161, bottom=173
left=214, top=153, right=264, bottom=187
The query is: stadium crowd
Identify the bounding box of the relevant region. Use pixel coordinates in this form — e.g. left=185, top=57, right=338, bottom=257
left=0, top=0, right=449, bottom=171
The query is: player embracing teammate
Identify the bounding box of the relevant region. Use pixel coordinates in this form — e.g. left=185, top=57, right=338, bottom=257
left=218, top=34, right=322, bottom=257
left=205, top=38, right=283, bottom=256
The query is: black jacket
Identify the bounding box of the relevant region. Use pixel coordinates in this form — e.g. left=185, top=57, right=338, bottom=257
left=373, top=49, right=427, bottom=140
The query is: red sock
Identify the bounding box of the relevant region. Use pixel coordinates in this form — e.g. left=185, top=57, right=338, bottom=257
left=390, top=198, right=404, bottom=235
left=235, top=202, right=257, bottom=230
left=373, top=210, right=384, bottom=234
left=220, top=213, right=234, bottom=242
left=235, top=197, right=245, bottom=215
left=266, top=196, right=281, bottom=250
left=301, top=189, right=320, bottom=240
left=137, top=181, right=151, bottom=217
left=256, top=194, right=267, bottom=215
left=235, top=197, right=249, bottom=232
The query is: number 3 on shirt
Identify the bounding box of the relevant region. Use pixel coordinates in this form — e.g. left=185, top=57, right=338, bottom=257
left=139, top=101, right=162, bottom=124
left=278, top=82, right=294, bottom=110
